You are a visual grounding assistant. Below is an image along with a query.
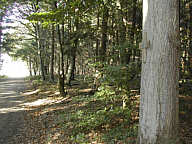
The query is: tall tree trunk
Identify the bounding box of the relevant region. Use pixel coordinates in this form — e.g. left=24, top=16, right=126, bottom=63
left=138, top=0, right=180, bottom=143
left=33, top=62, right=37, bottom=76
left=95, top=11, right=100, bottom=65
left=131, top=0, right=137, bottom=62
left=65, top=55, right=69, bottom=74
left=99, top=5, right=109, bottom=63
left=66, top=49, right=76, bottom=84
left=66, top=18, right=78, bottom=85
left=36, top=24, right=46, bottom=80
left=0, top=14, right=3, bottom=70
left=34, top=57, right=38, bottom=76
left=57, top=23, right=66, bottom=96
left=119, top=0, right=127, bottom=65
left=50, top=24, right=55, bottom=82
left=29, top=56, right=32, bottom=76
left=55, top=0, right=66, bottom=96
left=188, top=3, right=192, bottom=76
left=32, top=1, right=45, bottom=80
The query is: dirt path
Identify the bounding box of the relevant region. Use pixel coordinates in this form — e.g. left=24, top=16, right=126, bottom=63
left=0, top=78, right=28, bottom=144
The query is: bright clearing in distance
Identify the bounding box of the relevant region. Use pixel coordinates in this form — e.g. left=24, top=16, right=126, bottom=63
left=0, top=54, right=29, bottom=78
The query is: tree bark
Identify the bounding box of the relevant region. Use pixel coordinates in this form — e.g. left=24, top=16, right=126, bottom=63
left=29, top=56, right=32, bottom=76
left=0, top=14, right=3, bottom=70
left=36, top=24, right=46, bottom=80
left=119, top=0, right=127, bottom=65
left=138, top=0, right=180, bottom=143
left=188, top=3, right=192, bottom=76
left=66, top=18, right=78, bottom=85
left=95, top=11, right=100, bottom=64
left=131, top=0, right=137, bottom=62
left=57, top=23, right=66, bottom=96
left=50, top=24, right=55, bottom=82
left=66, top=49, right=76, bottom=84
left=99, top=4, right=109, bottom=63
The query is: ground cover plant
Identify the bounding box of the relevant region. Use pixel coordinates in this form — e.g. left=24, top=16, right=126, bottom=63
left=17, top=75, right=192, bottom=144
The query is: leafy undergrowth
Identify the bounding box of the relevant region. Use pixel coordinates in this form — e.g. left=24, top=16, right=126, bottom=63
left=0, top=75, right=8, bottom=80
left=19, top=80, right=138, bottom=144
left=19, top=79, right=192, bottom=144
left=179, top=95, right=192, bottom=144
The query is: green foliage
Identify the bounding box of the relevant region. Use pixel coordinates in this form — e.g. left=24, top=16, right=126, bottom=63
left=101, top=63, right=140, bottom=90
left=0, top=75, right=8, bottom=79
left=58, top=90, right=138, bottom=143
left=179, top=79, right=192, bottom=96
left=2, top=33, right=21, bottom=54
left=101, top=124, right=137, bottom=143
left=26, top=75, right=42, bottom=81
left=26, top=75, right=43, bottom=87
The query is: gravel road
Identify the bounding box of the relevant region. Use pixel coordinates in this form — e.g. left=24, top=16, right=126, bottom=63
left=0, top=78, right=27, bottom=144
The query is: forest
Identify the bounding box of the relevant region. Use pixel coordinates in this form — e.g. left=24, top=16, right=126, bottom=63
left=0, top=0, right=191, bottom=143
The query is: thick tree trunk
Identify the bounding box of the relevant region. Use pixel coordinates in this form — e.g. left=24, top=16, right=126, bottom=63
left=138, top=0, right=180, bottom=143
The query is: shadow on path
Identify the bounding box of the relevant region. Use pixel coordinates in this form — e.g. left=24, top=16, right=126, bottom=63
left=0, top=78, right=28, bottom=144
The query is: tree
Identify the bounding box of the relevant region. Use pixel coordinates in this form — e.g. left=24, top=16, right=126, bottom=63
left=0, top=13, right=3, bottom=70
left=138, top=0, right=180, bottom=143
left=50, top=23, right=55, bottom=82
left=188, top=1, right=192, bottom=76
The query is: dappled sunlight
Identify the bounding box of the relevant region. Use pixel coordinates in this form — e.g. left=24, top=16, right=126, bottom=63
left=0, top=106, right=25, bottom=114
left=47, top=132, right=61, bottom=144
left=40, top=106, right=66, bottom=115
left=23, top=89, right=40, bottom=96
left=0, top=78, right=27, bottom=115
left=0, top=92, right=26, bottom=113
left=0, top=95, right=21, bottom=99
left=0, top=93, right=25, bottom=114
left=50, top=91, right=60, bottom=97
left=0, top=91, right=15, bottom=96
left=23, top=98, right=55, bottom=107
left=0, top=92, right=15, bottom=95
left=0, top=54, right=29, bottom=78
left=23, top=97, right=66, bottom=108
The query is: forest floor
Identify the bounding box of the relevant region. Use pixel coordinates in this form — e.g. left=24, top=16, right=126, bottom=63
left=12, top=78, right=192, bottom=143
